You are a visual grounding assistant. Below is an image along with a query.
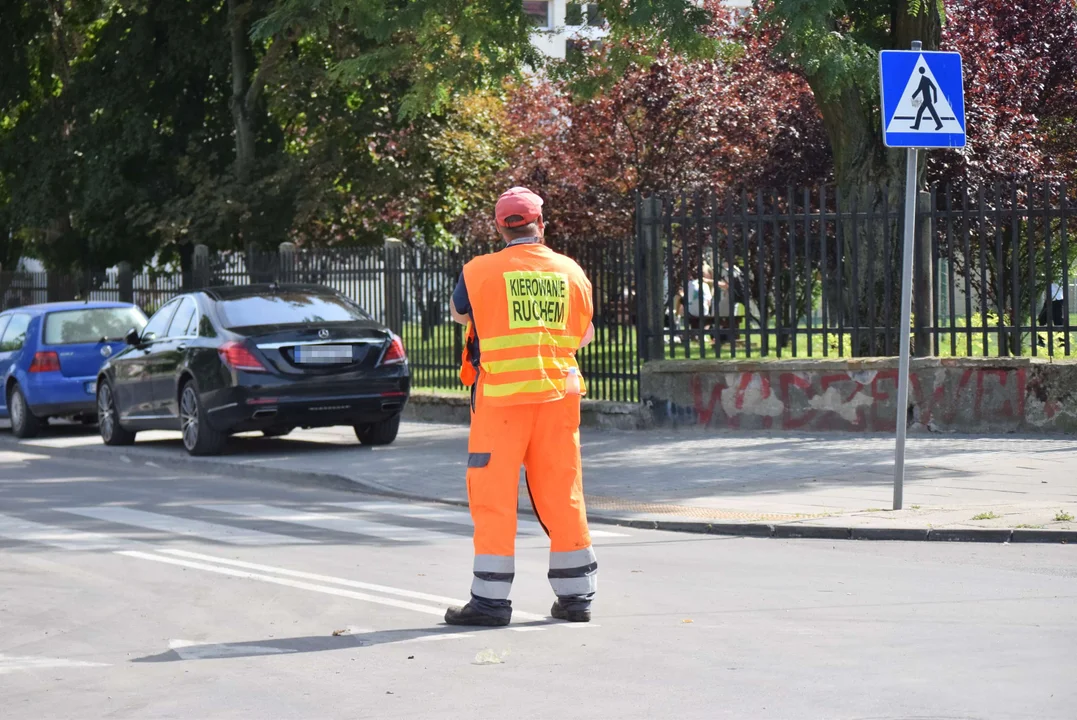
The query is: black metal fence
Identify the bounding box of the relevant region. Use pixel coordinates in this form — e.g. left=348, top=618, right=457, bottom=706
left=1, top=238, right=640, bottom=402
left=4, top=179, right=1072, bottom=405
left=636, top=181, right=1077, bottom=362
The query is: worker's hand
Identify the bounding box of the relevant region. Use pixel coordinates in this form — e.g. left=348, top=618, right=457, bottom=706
left=580, top=322, right=595, bottom=349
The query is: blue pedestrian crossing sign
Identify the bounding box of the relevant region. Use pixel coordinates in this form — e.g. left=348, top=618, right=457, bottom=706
left=879, top=50, right=966, bottom=149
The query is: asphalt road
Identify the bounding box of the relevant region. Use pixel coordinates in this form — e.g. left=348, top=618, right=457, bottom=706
left=1, top=445, right=1075, bottom=719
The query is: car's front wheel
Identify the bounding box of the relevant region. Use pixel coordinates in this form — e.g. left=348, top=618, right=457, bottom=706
left=179, top=382, right=226, bottom=456
left=353, top=414, right=401, bottom=446
left=8, top=384, right=44, bottom=439
left=98, top=381, right=136, bottom=446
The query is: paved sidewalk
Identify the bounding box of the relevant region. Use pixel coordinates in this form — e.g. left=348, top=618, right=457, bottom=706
left=6, top=419, right=1076, bottom=540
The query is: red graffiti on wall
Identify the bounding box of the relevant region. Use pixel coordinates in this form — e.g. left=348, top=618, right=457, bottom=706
left=685, top=367, right=1032, bottom=431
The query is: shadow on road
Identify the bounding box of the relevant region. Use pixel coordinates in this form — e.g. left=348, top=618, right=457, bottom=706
left=129, top=624, right=537, bottom=663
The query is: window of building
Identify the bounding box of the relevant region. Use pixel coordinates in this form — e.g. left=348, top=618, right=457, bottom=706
left=586, top=3, right=605, bottom=27
left=566, top=3, right=604, bottom=27
left=523, top=1, right=550, bottom=28
left=566, top=38, right=604, bottom=61
left=565, top=38, right=584, bottom=62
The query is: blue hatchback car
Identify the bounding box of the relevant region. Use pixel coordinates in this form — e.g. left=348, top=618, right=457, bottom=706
left=0, top=301, right=148, bottom=438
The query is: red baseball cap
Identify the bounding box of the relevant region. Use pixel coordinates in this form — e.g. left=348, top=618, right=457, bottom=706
left=495, top=187, right=544, bottom=228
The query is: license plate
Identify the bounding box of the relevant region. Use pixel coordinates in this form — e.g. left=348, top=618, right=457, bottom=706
left=294, top=345, right=353, bottom=364
left=85, top=381, right=97, bottom=395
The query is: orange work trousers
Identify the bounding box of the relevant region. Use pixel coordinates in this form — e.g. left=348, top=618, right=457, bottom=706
left=464, top=383, right=597, bottom=613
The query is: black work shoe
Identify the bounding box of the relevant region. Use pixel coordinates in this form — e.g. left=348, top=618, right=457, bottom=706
left=444, top=603, right=510, bottom=627
left=551, top=600, right=591, bottom=623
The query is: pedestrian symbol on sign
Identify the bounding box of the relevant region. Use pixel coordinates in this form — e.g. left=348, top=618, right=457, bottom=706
left=911, top=69, right=941, bottom=130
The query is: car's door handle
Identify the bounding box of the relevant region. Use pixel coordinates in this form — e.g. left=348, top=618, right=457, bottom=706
left=176, top=343, right=187, bottom=351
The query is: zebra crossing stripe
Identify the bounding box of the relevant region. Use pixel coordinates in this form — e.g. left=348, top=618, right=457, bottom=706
left=194, top=503, right=462, bottom=543
left=0, top=512, right=125, bottom=551
left=0, top=654, right=108, bottom=675
left=56, top=507, right=314, bottom=546
left=331, top=501, right=630, bottom=538
left=327, top=500, right=546, bottom=535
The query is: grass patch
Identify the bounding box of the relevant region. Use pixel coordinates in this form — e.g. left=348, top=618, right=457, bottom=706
left=1054, top=510, right=1074, bottom=522
left=971, top=511, right=1002, bottom=521
left=1015, top=524, right=1045, bottom=529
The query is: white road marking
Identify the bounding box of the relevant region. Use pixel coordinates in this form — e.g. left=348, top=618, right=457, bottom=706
left=334, top=501, right=543, bottom=534
left=156, top=548, right=546, bottom=622
left=0, top=654, right=108, bottom=675
left=194, top=503, right=460, bottom=543
left=168, top=639, right=295, bottom=660
left=0, top=450, right=51, bottom=463
left=0, top=512, right=124, bottom=551
left=397, top=633, right=476, bottom=644
left=330, top=501, right=630, bottom=538
left=58, top=507, right=314, bottom=546
left=118, top=550, right=452, bottom=616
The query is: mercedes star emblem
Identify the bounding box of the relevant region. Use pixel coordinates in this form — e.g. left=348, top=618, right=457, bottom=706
left=100, top=345, right=112, bottom=358
left=318, top=329, right=330, bottom=339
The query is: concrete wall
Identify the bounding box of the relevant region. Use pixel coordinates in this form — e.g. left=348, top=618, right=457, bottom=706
left=402, top=391, right=651, bottom=431
left=642, top=358, right=1077, bottom=434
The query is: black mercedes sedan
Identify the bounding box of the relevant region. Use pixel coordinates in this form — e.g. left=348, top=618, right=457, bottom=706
left=96, top=284, right=410, bottom=456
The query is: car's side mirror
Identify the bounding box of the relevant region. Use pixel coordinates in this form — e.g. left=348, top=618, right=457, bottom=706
left=125, top=328, right=141, bottom=346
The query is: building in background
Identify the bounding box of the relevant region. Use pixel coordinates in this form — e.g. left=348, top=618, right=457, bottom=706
left=524, top=0, right=752, bottom=60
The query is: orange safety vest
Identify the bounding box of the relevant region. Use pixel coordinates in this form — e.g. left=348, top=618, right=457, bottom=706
left=462, top=242, right=593, bottom=406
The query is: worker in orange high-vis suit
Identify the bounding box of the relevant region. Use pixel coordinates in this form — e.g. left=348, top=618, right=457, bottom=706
left=445, top=186, right=598, bottom=626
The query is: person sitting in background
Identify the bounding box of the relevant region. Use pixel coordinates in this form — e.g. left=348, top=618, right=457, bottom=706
left=684, top=265, right=715, bottom=333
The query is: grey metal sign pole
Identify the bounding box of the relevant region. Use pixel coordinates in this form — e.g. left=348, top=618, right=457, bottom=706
left=880, top=40, right=966, bottom=512
left=893, top=143, right=918, bottom=511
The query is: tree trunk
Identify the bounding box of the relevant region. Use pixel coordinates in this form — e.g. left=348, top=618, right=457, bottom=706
left=805, top=1, right=943, bottom=356
left=228, top=0, right=256, bottom=185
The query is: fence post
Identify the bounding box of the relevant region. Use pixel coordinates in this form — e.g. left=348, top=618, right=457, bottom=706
left=637, top=195, right=665, bottom=362
left=279, top=242, right=296, bottom=284
left=118, top=262, right=134, bottom=303
left=193, top=244, right=211, bottom=288
left=384, top=238, right=404, bottom=336
left=914, top=190, right=934, bottom=357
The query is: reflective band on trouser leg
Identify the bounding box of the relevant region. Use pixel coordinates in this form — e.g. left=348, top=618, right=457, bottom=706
left=471, top=555, right=515, bottom=614
left=548, top=546, right=598, bottom=606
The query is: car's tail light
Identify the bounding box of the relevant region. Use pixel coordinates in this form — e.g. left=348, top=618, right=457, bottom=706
left=380, top=334, right=407, bottom=365
left=29, top=351, right=61, bottom=373
left=219, top=342, right=267, bottom=372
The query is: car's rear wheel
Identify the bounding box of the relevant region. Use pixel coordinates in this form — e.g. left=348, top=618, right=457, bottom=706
left=261, top=426, right=294, bottom=438
left=180, top=382, right=226, bottom=456
left=98, top=381, right=136, bottom=446
left=353, top=414, right=401, bottom=446
left=8, top=384, right=43, bottom=439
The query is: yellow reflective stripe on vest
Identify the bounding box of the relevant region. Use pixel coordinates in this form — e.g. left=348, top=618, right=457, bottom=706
left=480, top=332, right=581, bottom=352
left=481, top=356, right=575, bottom=374
left=481, top=377, right=566, bottom=398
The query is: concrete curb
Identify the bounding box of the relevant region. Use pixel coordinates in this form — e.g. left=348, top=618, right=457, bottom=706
left=6, top=438, right=1075, bottom=545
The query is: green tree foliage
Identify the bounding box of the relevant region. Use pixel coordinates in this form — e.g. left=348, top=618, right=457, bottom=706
left=0, top=0, right=717, bottom=270
left=456, top=4, right=831, bottom=244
